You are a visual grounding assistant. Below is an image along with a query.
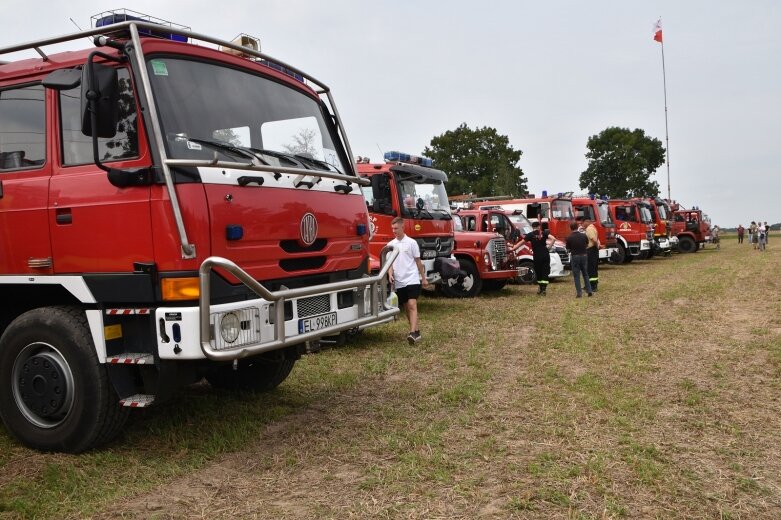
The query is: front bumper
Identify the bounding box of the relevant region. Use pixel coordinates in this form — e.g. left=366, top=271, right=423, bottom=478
left=157, top=249, right=400, bottom=361
left=599, top=247, right=618, bottom=260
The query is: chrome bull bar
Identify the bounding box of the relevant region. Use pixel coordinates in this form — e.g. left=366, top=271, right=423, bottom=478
left=199, top=246, right=399, bottom=360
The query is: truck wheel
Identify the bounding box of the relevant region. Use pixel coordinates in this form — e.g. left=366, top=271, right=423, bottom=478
left=207, top=355, right=295, bottom=392
left=678, top=236, right=696, bottom=253
left=0, top=307, right=128, bottom=453
left=441, top=259, right=482, bottom=298
left=517, top=260, right=536, bottom=284
left=608, top=243, right=626, bottom=265
left=483, top=280, right=507, bottom=291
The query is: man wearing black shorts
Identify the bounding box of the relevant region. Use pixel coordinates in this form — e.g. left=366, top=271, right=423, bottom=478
left=388, top=217, right=431, bottom=344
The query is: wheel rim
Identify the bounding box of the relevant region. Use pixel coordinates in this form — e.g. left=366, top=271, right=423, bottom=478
left=12, top=342, right=75, bottom=429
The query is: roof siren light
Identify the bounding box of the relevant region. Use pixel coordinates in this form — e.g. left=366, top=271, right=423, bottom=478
left=542, top=190, right=548, bottom=197
left=384, top=151, right=433, bottom=167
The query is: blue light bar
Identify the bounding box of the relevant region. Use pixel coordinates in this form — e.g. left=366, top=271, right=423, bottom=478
left=384, top=151, right=433, bottom=167
left=92, top=10, right=190, bottom=42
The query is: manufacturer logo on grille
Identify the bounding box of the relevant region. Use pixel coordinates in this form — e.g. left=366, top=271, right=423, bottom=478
left=435, top=238, right=442, bottom=252
left=300, top=213, right=318, bottom=246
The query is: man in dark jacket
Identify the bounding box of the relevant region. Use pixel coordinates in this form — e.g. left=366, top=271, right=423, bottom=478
left=566, top=222, right=593, bottom=298
left=513, top=221, right=551, bottom=295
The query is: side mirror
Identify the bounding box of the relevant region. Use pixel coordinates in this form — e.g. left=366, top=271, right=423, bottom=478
left=416, top=198, right=425, bottom=211
left=81, top=62, right=119, bottom=138
left=42, top=69, right=82, bottom=91
left=370, top=173, right=390, bottom=200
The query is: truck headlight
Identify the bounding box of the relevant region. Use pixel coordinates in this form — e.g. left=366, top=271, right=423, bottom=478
left=220, top=312, right=241, bottom=344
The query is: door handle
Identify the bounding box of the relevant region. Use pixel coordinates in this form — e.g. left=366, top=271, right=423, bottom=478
left=55, top=208, right=72, bottom=225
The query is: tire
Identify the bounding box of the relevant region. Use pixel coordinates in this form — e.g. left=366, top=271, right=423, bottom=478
left=441, top=259, right=482, bottom=298
left=482, top=280, right=508, bottom=292
left=517, top=260, right=536, bottom=284
left=608, top=243, right=626, bottom=265
left=0, top=306, right=129, bottom=453
left=678, top=236, right=696, bottom=253
left=207, top=354, right=296, bottom=392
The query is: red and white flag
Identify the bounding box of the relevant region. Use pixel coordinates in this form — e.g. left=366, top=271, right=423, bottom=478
left=653, top=19, right=663, bottom=43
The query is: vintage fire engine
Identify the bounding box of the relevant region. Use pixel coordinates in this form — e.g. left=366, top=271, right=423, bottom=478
left=606, top=199, right=652, bottom=263
left=0, top=11, right=397, bottom=452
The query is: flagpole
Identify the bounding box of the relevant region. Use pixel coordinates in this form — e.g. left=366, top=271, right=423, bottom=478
left=659, top=20, right=671, bottom=201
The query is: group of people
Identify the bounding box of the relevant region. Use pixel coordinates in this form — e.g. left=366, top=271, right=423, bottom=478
left=736, top=221, right=770, bottom=252
left=387, top=215, right=603, bottom=344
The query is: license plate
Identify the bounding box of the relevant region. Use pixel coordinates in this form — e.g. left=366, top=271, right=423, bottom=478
left=422, top=250, right=436, bottom=259
left=298, top=312, right=337, bottom=334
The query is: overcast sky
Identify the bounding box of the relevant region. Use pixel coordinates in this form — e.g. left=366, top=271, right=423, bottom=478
left=2, top=1, right=779, bottom=226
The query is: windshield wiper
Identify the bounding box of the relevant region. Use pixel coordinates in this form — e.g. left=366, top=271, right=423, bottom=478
left=293, top=154, right=344, bottom=174
left=186, top=138, right=268, bottom=165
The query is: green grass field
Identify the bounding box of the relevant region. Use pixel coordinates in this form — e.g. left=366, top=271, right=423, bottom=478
left=2, top=236, right=780, bottom=519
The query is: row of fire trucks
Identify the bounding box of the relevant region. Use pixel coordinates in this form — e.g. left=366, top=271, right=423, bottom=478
left=0, top=12, right=714, bottom=453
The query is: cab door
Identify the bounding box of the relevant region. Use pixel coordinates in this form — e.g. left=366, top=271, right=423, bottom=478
left=0, top=84, right=52, bottom=274
left=48, top=67, right=154, bottom=274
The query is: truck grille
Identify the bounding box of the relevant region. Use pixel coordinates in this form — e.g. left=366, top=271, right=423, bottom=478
left=297, top=294, right=331, bottom=318
left=417, top=237, right=454, bottom=257
left=493, top=239, right=507, bottom=263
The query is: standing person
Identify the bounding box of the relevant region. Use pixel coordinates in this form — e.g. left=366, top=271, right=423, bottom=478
left=737, top=224, right=745, bottom=244
left=749, top=221, right=757, bottom=249
left=387, top=217, right=430, bottom=344
left=712, top=225, right=720, bottom=250
left=765, top=222, right=770, bottom=244
left=566, top=222, right=593, bottom=298
left=512, top=221, right=551, bottom=295
left=584, top=217, right=600, bottom=291
left=758, top=222, right=767, bottom=252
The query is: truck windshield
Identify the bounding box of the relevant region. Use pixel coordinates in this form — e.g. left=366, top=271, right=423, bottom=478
left=639, top=207, right=653, bottom=224
left=656, top=203, right=668, bottom=220
left=398, top=178, right=451, bottom=219
left=146, top=57, right=346, bottom=174
left=508, top=213, right=533, bottom=235
left=597, top=202, right=612, bottom=225
left=550, top=200, right=574, bottom=220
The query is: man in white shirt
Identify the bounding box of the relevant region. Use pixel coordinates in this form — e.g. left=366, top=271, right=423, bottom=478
left=387, top=217, right=431, bottom=344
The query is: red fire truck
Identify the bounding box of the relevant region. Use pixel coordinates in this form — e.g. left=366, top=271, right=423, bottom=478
left=0, top=12, right=397, bottom=452
left=669, top=202, right=710, bottom=253
left=606, top=200, right=652, bottom=263
left=571, top=196, right=619, bottom=262
left=474, top=193, right=574, bottom=269
left=633, top=198, right=670, bottom=257
left=641, top=197, right=676, bottom=254
left=452, top=207, right=528, bottom=293
left=358, top=152, right=463, bottom=292
left=449, top=213, right=517, bottom=296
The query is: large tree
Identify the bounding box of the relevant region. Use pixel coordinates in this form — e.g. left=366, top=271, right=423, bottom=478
left=579, top=127, right=665, bottom=198
left=423, top=123, right=527, bottom=197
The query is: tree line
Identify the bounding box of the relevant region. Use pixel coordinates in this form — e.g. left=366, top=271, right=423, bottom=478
left=424, top=123, right=666, bottom=199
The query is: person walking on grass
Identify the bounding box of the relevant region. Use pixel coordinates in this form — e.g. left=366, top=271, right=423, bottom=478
left=712, top=225, right=721, bottom=250
left=750, top=221, right=757, bottom=249
left=387, top=216, right=431, bottom=344
left=566, top=222, right=593, bottom=298
left=764, top=222, right=770, bottom=244
left=737, top=224, right=745, bottom=244
left=758, top=222, right=767, bottom=252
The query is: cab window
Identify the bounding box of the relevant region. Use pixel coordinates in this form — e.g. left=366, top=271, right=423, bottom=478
left=58, top=68, right=139, bottom=166
left=0, top=84, right=46, bottom=171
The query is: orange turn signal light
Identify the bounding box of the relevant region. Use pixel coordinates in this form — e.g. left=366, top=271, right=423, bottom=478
left=161, top=277, right=200, bottom=301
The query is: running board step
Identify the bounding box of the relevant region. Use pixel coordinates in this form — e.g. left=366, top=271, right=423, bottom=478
left=107, top=353, right=154, bottom=365
left=120, top=394, right=156, bottom=408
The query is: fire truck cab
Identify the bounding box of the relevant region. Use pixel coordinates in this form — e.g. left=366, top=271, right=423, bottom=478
left=607, top=200, right=652, bottom=263
left=571, top=196, right=619, bottom=261
left=670, top=203, right=710, bottom=253
left=358, top=152, right=460, bottom=291
left=0, top=12, right=397, bottom=452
